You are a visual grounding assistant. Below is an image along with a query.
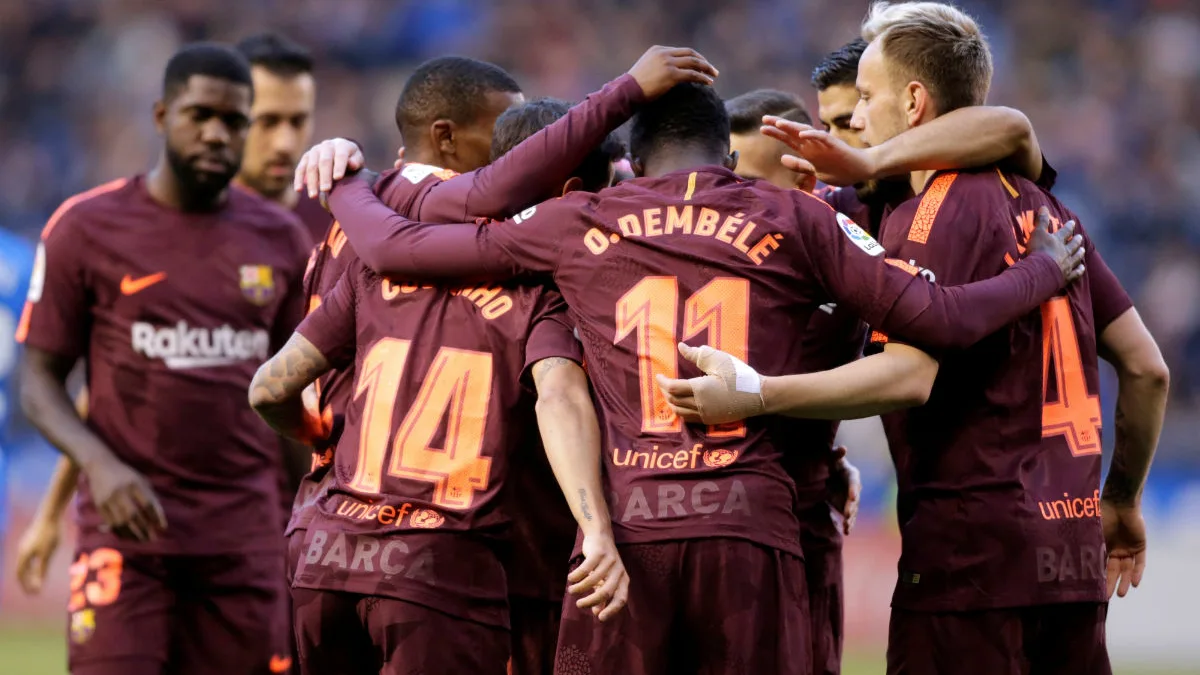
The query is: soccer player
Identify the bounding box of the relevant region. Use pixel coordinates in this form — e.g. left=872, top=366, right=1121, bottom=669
left=16, top=43, right=309, bottom=675
left=289, top=48, right=715, bottom=675
left=247, top=129, right=625, bottom=674
left=313, top=75, right=1084, bottom=673
left=671, top=3, right=1168, bottom=673
left=725, top=89, right=817, bottom=191
left=235, top=32, right=328, bottom=244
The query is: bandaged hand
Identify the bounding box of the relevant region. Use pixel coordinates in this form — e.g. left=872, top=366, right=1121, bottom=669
left=655, top=343, right=765, bottom=425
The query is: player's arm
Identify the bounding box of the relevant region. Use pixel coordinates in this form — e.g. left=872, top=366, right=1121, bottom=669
left=249, top=266, right=355, bottom=445
left=533, top=357, right=628, bottom=621
left=421, top=47, right=717, bottom=222
left=326, top=174, right=561, bottom=282
left=1096, top=305, right=1167, bottom=598
left=811, top=205, right=1082, bottom=351
left=15, top=454, right=78, bottom=595
left=658, top=341, right=937, bottom=424
left=763, top=106, right=1042, bottom=187
left=248, top=333, right=332, bottom=444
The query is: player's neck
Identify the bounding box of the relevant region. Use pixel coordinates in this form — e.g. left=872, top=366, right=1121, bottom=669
left=406, top=144, right=444, bottom=170
left=234, top=175, right=299, bottom=209
left=641, top=150, right=726, bottom=178
left=910, top=169, right=937, bottom=195
left=147, top=163, right=227, bottom=213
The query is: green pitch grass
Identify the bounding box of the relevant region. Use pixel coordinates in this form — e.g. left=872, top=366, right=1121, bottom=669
left=0, top=622, right=1192, bottom=674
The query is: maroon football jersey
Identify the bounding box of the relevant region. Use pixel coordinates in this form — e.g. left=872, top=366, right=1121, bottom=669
left=873, top=166, right=1114, bottom=611
left=325, top=166, right=1067, bottom=557
left=17, top=176, right=310, bottom=554
left=292, top=192, right=332, bottom=245
left=287, top=74, right=644, bottom=539
left=291, top=258, right=581, bottom=628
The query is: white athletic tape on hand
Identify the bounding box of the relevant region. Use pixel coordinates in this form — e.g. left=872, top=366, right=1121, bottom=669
left=730, top=355, right=762, bottom=395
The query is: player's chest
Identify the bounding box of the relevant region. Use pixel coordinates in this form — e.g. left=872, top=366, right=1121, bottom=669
left=86, top=226, right=288, bottom=326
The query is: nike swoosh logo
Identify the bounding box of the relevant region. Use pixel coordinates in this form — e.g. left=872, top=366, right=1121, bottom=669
left=120, top=272, right=167, bottom=295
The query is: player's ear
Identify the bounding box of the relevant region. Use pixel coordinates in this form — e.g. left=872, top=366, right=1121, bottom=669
left=559, top=176, right=584, bottom=196
left=724, top=150, right=739, bottom=172
left=153, top=100, right=167, bottom=134
left=905, top=81, right=926, bottom=127
left=431, top=119, right=455, bottom=156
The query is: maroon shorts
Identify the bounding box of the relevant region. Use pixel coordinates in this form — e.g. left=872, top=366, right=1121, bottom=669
left=67, top=546, right=291, bottom=675
left=508, top=595, right=561, bottom=675
left=291, top=588, right=509, bottom=675
left=887, top=603, right=1111, bottom=675
left=555, top=538, right=810, bottom=675
left=802, top=541, right=843, bottom=675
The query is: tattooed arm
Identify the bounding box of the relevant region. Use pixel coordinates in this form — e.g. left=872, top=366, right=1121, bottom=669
left=533, top=355, right=629, bottom=621
left=249, top=333, right=333, bottom=444
left=1094, top=308, right=1168, bottom=598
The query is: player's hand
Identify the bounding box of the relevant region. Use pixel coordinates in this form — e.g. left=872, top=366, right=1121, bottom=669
left=628, top=46, right=719, bottom=99
left=1025, top=207, right=1084, bottom=283
left=656, top=343, right=765, bottom=425
left=1101, top=499, right=1147, bottom=599
left=293, top=138, right=366, bottom=201
left=15, top=514, right=61, bottom=595
left=86, top=457, right=167, bottom=542
left=393, top=146, right=405, bottom=170
left=761, top=117, right=874, bottom=187
left=826, top=446, right=862, bottom=535
left=567, top=532, right=630, bottom=622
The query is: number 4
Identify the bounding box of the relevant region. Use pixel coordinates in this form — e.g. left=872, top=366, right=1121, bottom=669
left=615, top=277, right=749, bottom=437
left=1041, top=297, right=1101, bottom=456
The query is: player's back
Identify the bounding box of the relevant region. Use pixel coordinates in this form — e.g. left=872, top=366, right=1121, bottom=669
left=293, top=256, right=575, bottom=629
left=877, top=167, right=1105, bottom=610
left=545, top=165, right=865, bottom=555
left=19, top=176, right=311, bottom=554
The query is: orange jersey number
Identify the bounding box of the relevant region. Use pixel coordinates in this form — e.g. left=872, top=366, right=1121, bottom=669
left=1041, top=297, right=1101, bottom=456
left=68, top=548, right=123, bottom=612
left=615, top=276, right=750, bottom=437
left=349, top=338, right=493, bottom=509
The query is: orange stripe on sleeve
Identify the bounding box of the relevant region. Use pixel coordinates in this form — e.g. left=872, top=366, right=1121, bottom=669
left=14, top=301, right=32, bottom=344
left=41, top=178, right=128, bottom=240
left=885, top=258, right=919, bottom=276
left=995, top=167, right=1019, bottom=198
left=907, top=172, right=957, bottom=245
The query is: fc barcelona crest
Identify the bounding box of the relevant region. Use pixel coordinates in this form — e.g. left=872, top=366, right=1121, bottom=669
left=71, top=608, right=96, bottom=644
left=239, top=265, right=275, bottom=305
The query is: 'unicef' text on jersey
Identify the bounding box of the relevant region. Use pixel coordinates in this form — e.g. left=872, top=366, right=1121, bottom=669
left=131, top=321, right=269, bottom=369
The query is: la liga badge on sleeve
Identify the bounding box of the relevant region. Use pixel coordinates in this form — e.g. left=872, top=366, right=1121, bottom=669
left=239, top=265, right=276, bottom=305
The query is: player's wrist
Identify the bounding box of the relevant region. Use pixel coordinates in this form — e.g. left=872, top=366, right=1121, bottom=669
left=863, top=145, right=888, bottom=181
left=759, top=375, right=783, bottom=415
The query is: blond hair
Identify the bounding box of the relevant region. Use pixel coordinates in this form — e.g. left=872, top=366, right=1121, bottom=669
left=861, top=1, right=992, bottom=113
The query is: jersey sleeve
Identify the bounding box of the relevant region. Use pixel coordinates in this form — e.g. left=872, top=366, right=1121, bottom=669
left=794, top=192, right=1063, bottom=352
left=417, top=74, right=645, bottom=223
left=295, top=263, right=358, bottom=370
left=326, top=175, right=568, bottom=282
left=522, top=287, right=584, bottom=382
left=1086, top=239, right=1133, bottom=333
left=15, top=206, right=91, bottom=359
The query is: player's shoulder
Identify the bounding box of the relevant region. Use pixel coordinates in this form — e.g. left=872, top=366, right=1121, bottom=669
left=41, top=177, right=136, bottom=239
left=891, top=167, right=1015, bottom=243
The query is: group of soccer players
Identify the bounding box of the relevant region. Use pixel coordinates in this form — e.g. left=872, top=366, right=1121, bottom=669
left=11, top=1, right=1169, bottom=674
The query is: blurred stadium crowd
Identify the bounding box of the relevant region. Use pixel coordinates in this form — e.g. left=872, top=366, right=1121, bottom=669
left=0, top=0, right=1197, bottom=491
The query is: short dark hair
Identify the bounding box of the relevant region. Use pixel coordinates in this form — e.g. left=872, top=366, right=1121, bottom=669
left=490, top=98, right=625, bottom=193
left=163, top=42, right=253, bottom=101
left=395, top=56, right=521, bottom=143
left=236, top=32, right=313, bottom=77
left=630, top=82, right=729, bottom=161
left=726, top=89, right=812, bottom=134
left=811, top=39, right=867, bottom=90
